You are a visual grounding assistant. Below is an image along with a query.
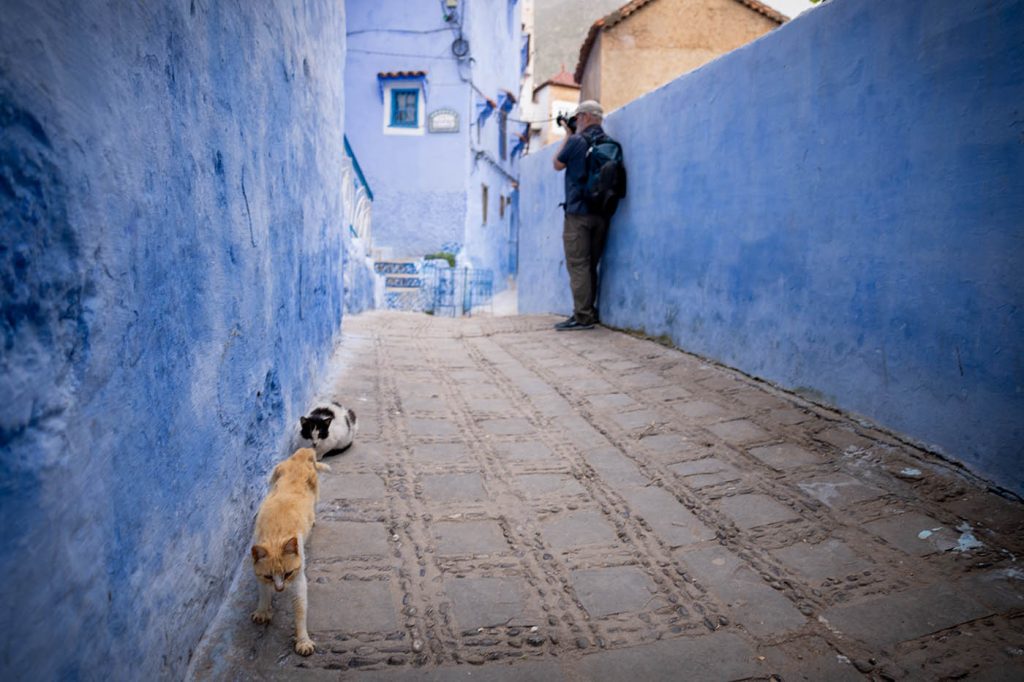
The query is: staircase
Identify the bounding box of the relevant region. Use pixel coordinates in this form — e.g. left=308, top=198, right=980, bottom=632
left=374, top=259, right=427, bottom=311
left=374, top=258, right=495, bottom=315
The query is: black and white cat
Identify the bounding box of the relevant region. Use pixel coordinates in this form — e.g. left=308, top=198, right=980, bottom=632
left=299, top=401, right=357, bottom=458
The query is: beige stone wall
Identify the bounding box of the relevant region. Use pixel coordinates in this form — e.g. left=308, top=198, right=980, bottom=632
left=578, top=32, right=603, bottom=104
left=599, top=0, right=779, bottom=111
left=533, top=82, right=581, bottom=148
left=546, top=84, right=581, bottom=146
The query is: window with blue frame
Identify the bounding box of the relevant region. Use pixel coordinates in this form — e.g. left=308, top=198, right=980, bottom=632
left=390, top=89, right=419, bottom=128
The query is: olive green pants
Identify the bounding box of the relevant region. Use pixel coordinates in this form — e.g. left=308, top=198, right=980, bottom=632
left=562, top=212, right=609, bottom=326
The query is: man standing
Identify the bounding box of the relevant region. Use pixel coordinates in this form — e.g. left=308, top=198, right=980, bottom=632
left=552, top=100, right=608, bottom=331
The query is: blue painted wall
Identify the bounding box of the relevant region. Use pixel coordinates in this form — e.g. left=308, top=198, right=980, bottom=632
left=520, top=143, right=573, bottom=316
left=345, top=0, right=523, bottom=283
left=0, top=1, right=358, bottom=678
left=461, top=0, right=527, bottom=281
left=519, top=0, right=1024, bottom=494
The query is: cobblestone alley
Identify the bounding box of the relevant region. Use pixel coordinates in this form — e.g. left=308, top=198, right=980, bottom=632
left=191, top=312, right=1024, bottom=681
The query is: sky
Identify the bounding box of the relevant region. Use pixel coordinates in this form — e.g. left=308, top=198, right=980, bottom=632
left=762, top=0, right=816, bottom=19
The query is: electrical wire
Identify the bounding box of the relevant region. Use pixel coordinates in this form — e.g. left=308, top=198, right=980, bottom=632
left=347, top=27, right=452, bottom=36
left=508, top=115, right=558, bottom=125
left=348, top=48, right=456, bottom=60
left=362, top=3, right=549, bottom=149
left=436, top=2, right=556, bottom=130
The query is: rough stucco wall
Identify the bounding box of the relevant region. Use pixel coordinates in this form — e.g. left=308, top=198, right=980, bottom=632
left=518, top=0, right=1024, bottom=494
left=520, top=144, right=572, bottom=318
left=344, top=0, right=519, bottom=284
left=344, top=232, right=380, bottom=314
left=461, top=0, right=522, bottom=285
left=579, top=33, right=604, bottom=104
left=342, top=74, right=468, bottom=258
left=344, top=2, right=470, bottom=258
left=464, top=164, right=514, bottom=278
left=601, top=0, right=779, bottom=111
left=370, top=187, right=466, bottom=257
left=0, top=2, right=351, bottom=678
left=534, top=82, right=580, bottom=147
left=344, top=0, right=519, bottom=277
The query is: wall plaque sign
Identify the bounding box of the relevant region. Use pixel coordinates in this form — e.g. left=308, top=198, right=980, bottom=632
left=428, top=108, right=459, bottom=133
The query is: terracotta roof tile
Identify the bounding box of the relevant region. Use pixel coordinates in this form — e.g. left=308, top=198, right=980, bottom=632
left=377, top=70, right=428, bottom=79
left=736, top=0, right=789, bottom=24
left=533, top=64, right=580, bottom=96
left=574, top=0, right=788, bottom=83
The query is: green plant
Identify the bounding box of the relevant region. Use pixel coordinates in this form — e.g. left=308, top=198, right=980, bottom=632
left=424, top=251, right=456, bottom=267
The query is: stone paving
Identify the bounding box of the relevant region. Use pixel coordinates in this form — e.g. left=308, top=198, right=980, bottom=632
left=190, top=312, right=1024, bottom=681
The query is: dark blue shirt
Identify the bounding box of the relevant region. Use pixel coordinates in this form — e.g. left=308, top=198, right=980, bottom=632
left=557, top=124, right=604, bottom=215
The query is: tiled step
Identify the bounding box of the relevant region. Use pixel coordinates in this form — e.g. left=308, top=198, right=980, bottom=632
left=374, top=259, right=421, bottom=275
left=375, top=259, right=427, bottom=311
left=383, top=288, right=428, bottom=311
left=374, top=259, right=494, bottom=315
left=385, top=275, right=424, bottom=288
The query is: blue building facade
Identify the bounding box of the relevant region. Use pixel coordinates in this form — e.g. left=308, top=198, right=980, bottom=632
left=345, top=0, right=525, bottom=282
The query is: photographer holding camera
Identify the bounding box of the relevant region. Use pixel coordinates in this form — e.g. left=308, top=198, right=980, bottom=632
left=552, top=100, right=609, bottom=331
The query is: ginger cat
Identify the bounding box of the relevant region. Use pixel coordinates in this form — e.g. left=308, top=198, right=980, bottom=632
left=250, top=448, right=329, bottom=656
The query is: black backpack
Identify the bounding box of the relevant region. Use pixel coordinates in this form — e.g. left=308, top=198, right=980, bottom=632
left=583, top=131, right=627, bottom=217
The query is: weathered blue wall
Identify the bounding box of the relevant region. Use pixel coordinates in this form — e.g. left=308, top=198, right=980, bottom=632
left=345, top=1, right=472, bottom=257
left=519, top=0, right=1024, bottom=494
left=520, top=142, right=574, bottom=318
left=345, top=0, right=522, bottom=286
left=0, top=1, right=353, bottom=678
left=460, top=0, right=525, bottom=282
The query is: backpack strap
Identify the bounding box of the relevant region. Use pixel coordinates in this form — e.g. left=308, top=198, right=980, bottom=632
left=582, top=126, right=606, bottom=149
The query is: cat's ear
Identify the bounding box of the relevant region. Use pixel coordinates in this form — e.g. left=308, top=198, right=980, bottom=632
left=300, top=416, right=309, bottom=429
left=251, top=545, right=268, bottom=562
left=282, top=537, right=299, bottom=555
left=269, top=462, right=285, bottom=485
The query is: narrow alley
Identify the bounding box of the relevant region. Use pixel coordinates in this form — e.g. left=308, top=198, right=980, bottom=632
left=4, top=2, right=1022, bottom=679
left=191, top=312, right=1024, bottom=681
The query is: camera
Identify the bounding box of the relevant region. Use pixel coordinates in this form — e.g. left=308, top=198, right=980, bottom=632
left=556, top=113, right=577, bottom=133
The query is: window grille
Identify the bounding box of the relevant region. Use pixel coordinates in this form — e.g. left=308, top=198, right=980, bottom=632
left=390, top=89, right=419, bottom=127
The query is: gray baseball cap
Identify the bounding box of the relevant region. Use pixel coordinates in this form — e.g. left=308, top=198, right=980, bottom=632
left=574, top=100, right=604, bottom=117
